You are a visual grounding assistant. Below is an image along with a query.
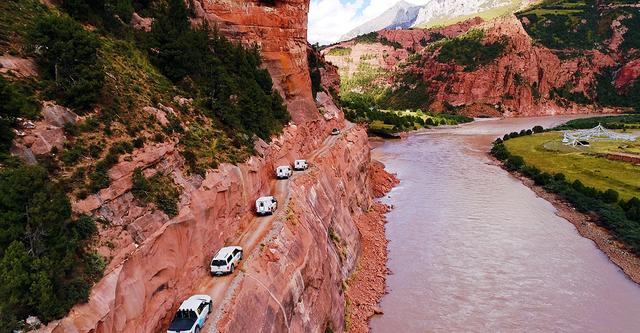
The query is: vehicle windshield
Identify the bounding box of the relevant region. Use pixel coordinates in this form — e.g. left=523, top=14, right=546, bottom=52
left=211, top=259, right=226, bottom=266
left=169, top=310, right=197, bottom=331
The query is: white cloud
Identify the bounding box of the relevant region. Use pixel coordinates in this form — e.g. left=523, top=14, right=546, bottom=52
left=308, top=0, right=431, bottom=45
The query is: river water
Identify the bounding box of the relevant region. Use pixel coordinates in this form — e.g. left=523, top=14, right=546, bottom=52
left=370, top=116, right=640, bottom=333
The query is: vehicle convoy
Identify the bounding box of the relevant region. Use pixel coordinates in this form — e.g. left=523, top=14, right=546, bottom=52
left=276, top=165, right=293, bottom=179
left=331, top=128, right=340, bottom=136
left=167, top=295, right=212, bottom=333
left=210, top=246, right=243, bottom=276
left=293, top=159, right=309, bottom=171
left=256, top=196, right=278, bottom=216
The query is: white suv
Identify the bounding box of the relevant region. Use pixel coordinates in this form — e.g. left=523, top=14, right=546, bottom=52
left=276, top=165, right=293, bottom=179
left=210, top=246, right=243, bottom=276
left=167, top=295, right=212, bottom=333
left=293, top=160, right=309, bottom=171
left=256, top=196, right=277, bottom=216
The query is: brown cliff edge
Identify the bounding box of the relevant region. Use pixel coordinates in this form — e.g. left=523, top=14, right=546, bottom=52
left=345, top=161, right=399, bottom=332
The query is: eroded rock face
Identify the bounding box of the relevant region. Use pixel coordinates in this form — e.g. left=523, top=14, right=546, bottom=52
left=423, top=16, right=619, bottom=116
left=11, top=101, right=78, bottom=162
left=324, top=15, right=629, bottom=117
left=615, top=59, right=640, bottom=89
left=192, top=0, right=319, bottom=124
left=37, top=114, right=375, bottom=333
left=0, top=55, right=38, bottom=78
left=218, top=125, right=372, bottom=332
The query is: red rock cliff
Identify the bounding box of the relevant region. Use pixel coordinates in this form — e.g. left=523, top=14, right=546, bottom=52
left=192, top=0, right=319, bottom=124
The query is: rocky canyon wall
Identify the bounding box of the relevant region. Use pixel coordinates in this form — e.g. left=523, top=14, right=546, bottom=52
left=38, top=107, right=376, bottom=332
left=192, top=0, right=319, bottom=124
left=324, top=14, right=631, bottom=117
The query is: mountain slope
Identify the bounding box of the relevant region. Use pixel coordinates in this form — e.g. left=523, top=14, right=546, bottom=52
left=324, top=0, right=640, bottom=117
left=340, top=0, right=420, bottom=41
left=340, top=0, right=529, bottom=42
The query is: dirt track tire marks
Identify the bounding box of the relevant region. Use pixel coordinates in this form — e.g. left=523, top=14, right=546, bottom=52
left=186, top=124, right=353, bottom=333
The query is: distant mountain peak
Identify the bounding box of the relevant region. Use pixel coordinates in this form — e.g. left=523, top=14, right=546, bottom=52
left=339, top=0, right=525, bottom=43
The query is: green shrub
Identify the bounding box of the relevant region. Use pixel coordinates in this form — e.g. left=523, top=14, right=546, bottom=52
left=0, top=164, right=101, bottom=327
left=436, top=30, right=507, bottom=71
left=0, top=77, right=39, bottom=158
left=132, top=167, right=180, bottom=217
left=143, top=0, right=290, bottom=141
left=29, top=14, right=104, bottom=112
left=326, top=46, right=352, bottom=56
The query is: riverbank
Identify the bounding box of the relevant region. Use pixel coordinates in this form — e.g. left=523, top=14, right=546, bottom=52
left=494, top=159, right=640, bottom=285
left=345, top=161, right=399, bottom=332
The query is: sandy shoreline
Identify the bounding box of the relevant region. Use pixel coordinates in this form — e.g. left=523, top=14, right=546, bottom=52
left=345, top=161, right=399, bottom=333
left=494, top=159, right=640, bottom=285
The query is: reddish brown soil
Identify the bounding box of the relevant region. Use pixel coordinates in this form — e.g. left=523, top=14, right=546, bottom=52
left=345, top=161, right=399, bottom=332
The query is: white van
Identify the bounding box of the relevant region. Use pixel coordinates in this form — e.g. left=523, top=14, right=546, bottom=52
left=210, top=246, right=243, bottom=276
left=293, top=160, right=309, bottom=171
left=167, top=295, right=212, bottom=333
left=256, top=196, right=277, bottom=216
left=276, top=165, right=293, bottom=179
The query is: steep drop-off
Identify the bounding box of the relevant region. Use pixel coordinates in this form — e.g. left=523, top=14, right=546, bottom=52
left=192, top=0, right=319, bottom=124
left=20, top=1, right=387, bottom=332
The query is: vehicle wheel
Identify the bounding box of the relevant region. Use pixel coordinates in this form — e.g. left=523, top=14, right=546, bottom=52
left=239, top=250, right=243, bottom=260
left=208, top=301, right=213, bottom=314
left=230, top=264, right=235, bottom=273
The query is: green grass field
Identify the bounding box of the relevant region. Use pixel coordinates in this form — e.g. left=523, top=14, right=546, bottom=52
left=505, top=131, right=640, bottom=200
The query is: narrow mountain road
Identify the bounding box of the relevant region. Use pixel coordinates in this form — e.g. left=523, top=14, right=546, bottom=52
left=171, top=123, right=353, bottom=333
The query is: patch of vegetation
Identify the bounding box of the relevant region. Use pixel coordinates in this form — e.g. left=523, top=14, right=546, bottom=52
left=555, top=114, right=640, bottom=130
left=62, top=0, right=136, bottom=38
left=142, top=0, right=290, bottom=142
left=308, top=47, right=324, bottom=99
left=132, top=168, right=180, bottom=217
left=379, top=37, right=402, bottom=49
left=502, top=127, right=640, bottom=200
left=342, top=92, right=472, bottom=135
left=353, top=31, right=379, bottom=44
left=436, top=29, right=508, bottom=71
left=180, top=123, right=250, bottom=177
left=88, top=141, right=134, bottom=192
left=326, top=46, right=352, bottom=56
left=516, top=0, right=639, bottom=51
left=595, top=68, right=640, bottom=111
left=29, top=14, right=105, bottom=113
left=0, top=0, right=49, bottom=54
left=0, top=77, right=40, bottom=160
left=493, top=126, right=640, bottom=255
left=0, top=164, right=100, bottom=331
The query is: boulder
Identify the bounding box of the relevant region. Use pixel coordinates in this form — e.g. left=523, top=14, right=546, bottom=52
left=42, top=101, right=79, bottom=127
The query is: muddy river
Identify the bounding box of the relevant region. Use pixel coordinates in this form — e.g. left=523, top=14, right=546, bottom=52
left=370, top=116, right=640, bottom=333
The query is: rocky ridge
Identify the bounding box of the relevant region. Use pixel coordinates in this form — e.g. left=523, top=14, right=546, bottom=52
left=24, top=1, right=393, bottom=332
left=324, top=11, right=637, bottom=117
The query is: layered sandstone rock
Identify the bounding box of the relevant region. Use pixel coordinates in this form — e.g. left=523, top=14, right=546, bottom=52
left=191, top=0, right=319, bottom=124
left=422, top=16, right=619, bottom=116
left=325, top=15, right=627, bottom=117
left=36, top=111, right=379, bottom=332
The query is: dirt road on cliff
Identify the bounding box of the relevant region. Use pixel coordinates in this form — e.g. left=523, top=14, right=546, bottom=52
left=179, top=123, right=353, bottom=333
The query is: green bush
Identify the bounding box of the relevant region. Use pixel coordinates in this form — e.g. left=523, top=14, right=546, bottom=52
left=29, top=14, right=104, bottom=112
left=62, top=0, right=135, bottom=37
left=0, top=164, right=100, bottom=328
left=143, top=0, right=290, bottom=141
left=132, top=167, right=180, bottom=217
left=0, top=77, right=39, bottom=158
left=436, top=30, right=507, bottom=71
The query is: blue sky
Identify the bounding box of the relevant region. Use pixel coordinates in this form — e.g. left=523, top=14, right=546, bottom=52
left=308, top=0, right=430, bottom=45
